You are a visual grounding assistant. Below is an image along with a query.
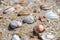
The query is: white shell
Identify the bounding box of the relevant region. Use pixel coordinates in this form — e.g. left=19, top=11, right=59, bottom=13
left=12, top=34, right=21, bottom=40
left=3, top=6, right=15, bottom=14
left=44, top=10, right=59, bottom=19
left=57, top=9, right=60, bottom=13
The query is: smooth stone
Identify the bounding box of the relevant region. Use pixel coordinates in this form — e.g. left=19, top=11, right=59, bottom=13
left=12, top=34, right=21, bottom=40
left=9, top=21, right=22, bottom=29
left=44, top=10, right=59, bottom=19
left=23, top=16, right=34, bottom=24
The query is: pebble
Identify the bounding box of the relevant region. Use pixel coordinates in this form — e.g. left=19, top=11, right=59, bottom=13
left=23, top=16, right=35, bottom=24
left=9, top=21, right=22, bottom=29
left=12, top=34, right=21, bottom=40
left=39, top=16, right=46, bottom=22
left=34, top=25, right=45, bottom=33
left=40, top=4, right=52, bottom=10
left=44, top=10, right=59, bottom=19
left=3, top=6, right=15, bottom=14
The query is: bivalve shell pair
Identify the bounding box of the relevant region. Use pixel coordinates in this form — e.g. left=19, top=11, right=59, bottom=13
left=9, top=21, right=22, bottom=29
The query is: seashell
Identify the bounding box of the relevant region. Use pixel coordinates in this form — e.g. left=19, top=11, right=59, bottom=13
left=9, top=21, right=22, bottom=29
left=23, top=16, right=35, bottom=24
left=39, top=16, right=46, bottom=22
left=40, top=4, right=52, bottom=10
left=18, top=10, right=30, bottom=16
left=0, top=16, right=3, bottom=19
left=3, top=6, right=15, bottom=14
left=44, top=10, right=59, bottom=19
left=34, top=25, right=45, bottom=33
left=12, top=34, right=21, bottom=40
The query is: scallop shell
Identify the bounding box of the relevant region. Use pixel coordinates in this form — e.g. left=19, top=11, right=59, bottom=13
left=3, top=6, right=15, bottom=14
left=34, top=25, right=45, bottom=33
left=44, top=10, right=59, bottom=19
left=9, top=21, right=22, bottom=29
left=23, top=16, right=34, bottom=24
left=12, top=34, right=21, bottom=40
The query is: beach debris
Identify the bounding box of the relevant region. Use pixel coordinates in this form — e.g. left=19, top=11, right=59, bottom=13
left=18, top=10, right=30, bottom=16
left=9, top=21, right=22, bottom=29
left=34, top=25, right=45, bottom=33
left=39, top=16, right=46, bottom=22
left=0, top=16, right=3, bottom=19
left=23, top=16, right=35, bottom=24
left=40, top=4, right=52, bottom=10
left=3, top=6, right=15, bottom=14
left=12, top=34, right=21, bottom=40
left=44, top=10, right=59, bottom=19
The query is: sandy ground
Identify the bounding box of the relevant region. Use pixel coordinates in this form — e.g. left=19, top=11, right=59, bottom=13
left=0, top=0, right=60, bottom=40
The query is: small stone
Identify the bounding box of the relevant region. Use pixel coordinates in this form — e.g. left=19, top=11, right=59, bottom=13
left=21, top=36, right=29, bottom=40
left=34, top=25, right=45, bottom=33
left=9, top=21, right=22, bottom=29
left=23, top=16, right=35, bottom=24
left=44, top=10, right=59, bottom=19
left=12, top=34, right=21, bottom=40
left=39, top=16, right=46, bottom=22
left=40, top=4, right=52, bottom=10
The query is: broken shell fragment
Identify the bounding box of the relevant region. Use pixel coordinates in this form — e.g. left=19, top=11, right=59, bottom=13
left=3, top=6, right=15, bottom=14
left=40, top=4, right=52, bottom=10
left=34, top=25, right=45, bottom=33
left=12, top=34, right=21, bottom=40
left=23, top=16, right=35, bottom=24
left=39, top=16, right=46, bottom=22
left=44, top=10, right=59, bottom=19
left=9, top=21, right=22, bottom=29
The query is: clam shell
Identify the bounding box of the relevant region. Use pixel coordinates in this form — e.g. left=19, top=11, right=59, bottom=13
left=40, top=4, right=52, bottom=10
left=12, top=34, right=21, bottom=40
left=9, top=21, right=22, bottom=29
left=3, top=6, right=15, bottom=14
left=44, top=11, right=59, bottom=19
left=23, top=16, right=34, bottom=24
